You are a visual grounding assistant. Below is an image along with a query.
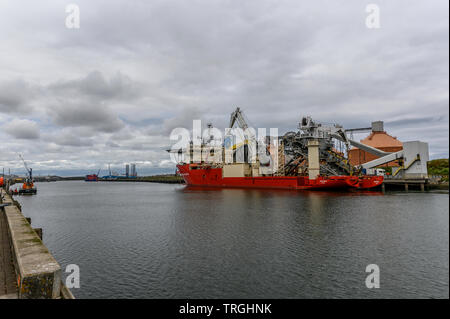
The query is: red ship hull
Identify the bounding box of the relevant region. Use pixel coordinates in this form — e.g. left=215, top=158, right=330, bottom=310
left=85, top=174, right=98, bottom=182
left=177, top=164, right=383, bottom=190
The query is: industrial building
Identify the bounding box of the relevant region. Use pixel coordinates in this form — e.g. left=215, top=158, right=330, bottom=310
left=348, top=121, right=403, bottom=167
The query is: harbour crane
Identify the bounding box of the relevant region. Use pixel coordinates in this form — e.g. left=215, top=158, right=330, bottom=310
left=228, top=107, right=254, bottom=148
left=18, top=154, right=37, bottom=194
left=229, top=107, right=249, bottom=131
left=19, top=154, right=32, bottom=181
left=228, top=107, right=271, bottom=166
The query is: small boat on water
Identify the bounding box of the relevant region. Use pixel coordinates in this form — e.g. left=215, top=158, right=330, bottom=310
left=85, top=169, right=101, bottom=182
left=85, top=174, right=99, bottom=182
left=18, top=154, right=37, bottom=195
left=18, top=183, right=37, bottom=195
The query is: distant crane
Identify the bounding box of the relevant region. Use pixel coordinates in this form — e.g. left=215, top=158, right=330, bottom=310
left=17, top=154, right=37, bottom=194
left=19, top=154, right=32, bottom=181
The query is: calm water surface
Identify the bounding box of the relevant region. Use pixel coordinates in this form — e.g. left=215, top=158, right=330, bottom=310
left=16, top=181, right=448, bottom=298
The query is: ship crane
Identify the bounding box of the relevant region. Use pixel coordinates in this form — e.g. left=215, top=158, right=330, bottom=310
left=228, top=107, right=256, bottom=145
left=228, top=107, right=253, bottom=152
left=228, top=107, right=271, bottom=166
left=229, top=107, right=249, bottom=131
left=18, top=154, right=37, bottom=194
left=19, top=154, right=33, bottom=181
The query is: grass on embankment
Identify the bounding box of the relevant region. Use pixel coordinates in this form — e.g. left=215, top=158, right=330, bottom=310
left=428, top=159, right=449, bottom=182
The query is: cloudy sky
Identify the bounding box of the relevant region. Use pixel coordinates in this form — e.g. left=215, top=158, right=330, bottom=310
left=0, top=0, right=448, bottom=176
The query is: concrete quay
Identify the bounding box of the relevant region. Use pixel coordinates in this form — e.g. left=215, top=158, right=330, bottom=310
left=382, top=178, right=430, bottom=192
left=0, top=188, right=74, bottom=299
left=0, top=199, right=17, bottom=299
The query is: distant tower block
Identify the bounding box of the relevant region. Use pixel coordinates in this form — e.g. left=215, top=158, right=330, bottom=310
left=131, top=163, right=137, bottom=177
left=125, top=164, right=130, bottom=177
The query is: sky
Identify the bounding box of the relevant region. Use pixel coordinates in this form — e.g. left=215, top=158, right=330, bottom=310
left=0, top=0, right=448, bottom=176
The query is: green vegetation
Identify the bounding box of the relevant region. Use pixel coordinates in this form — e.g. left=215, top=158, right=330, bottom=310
left=428, top=159, right=449, bottom=181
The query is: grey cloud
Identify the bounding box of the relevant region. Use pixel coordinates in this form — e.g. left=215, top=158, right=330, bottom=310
left=48, top=133, right=94, bottom=147
left=44, top=71, right=139, bottom=133
left=106, top=141, right=120, bottom=148
left=49, top=71, right=142, bottom=100
left=386, top=116, right=447, bottom=127
left=49, top=102, right=124, bottom=133
left=0, top=80, right=35, bottom=114
left=3, top=119, right=40, bottom=139
left=110, top=130, right=135, bottom=141
left=161, top=106, right=211, bottom=135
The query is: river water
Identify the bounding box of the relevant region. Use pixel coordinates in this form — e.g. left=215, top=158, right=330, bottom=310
left=15, top=181, right=448, bottom=299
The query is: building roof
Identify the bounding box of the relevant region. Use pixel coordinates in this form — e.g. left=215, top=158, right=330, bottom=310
left=358, top=131, right=403, bottom=148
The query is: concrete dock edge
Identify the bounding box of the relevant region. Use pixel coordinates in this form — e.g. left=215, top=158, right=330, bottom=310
left=1, top=189, right=74, bottom=299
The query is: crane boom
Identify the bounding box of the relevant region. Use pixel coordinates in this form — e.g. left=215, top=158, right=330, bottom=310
left=18, top=154, right=32, bottom=180
left=229, top=107, right=249, bottom=130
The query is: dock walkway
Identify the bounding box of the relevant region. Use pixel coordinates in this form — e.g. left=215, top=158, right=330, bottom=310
left=0, top=188, right=74, bottom=299
left=0, top=200, right=18, bottom=298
